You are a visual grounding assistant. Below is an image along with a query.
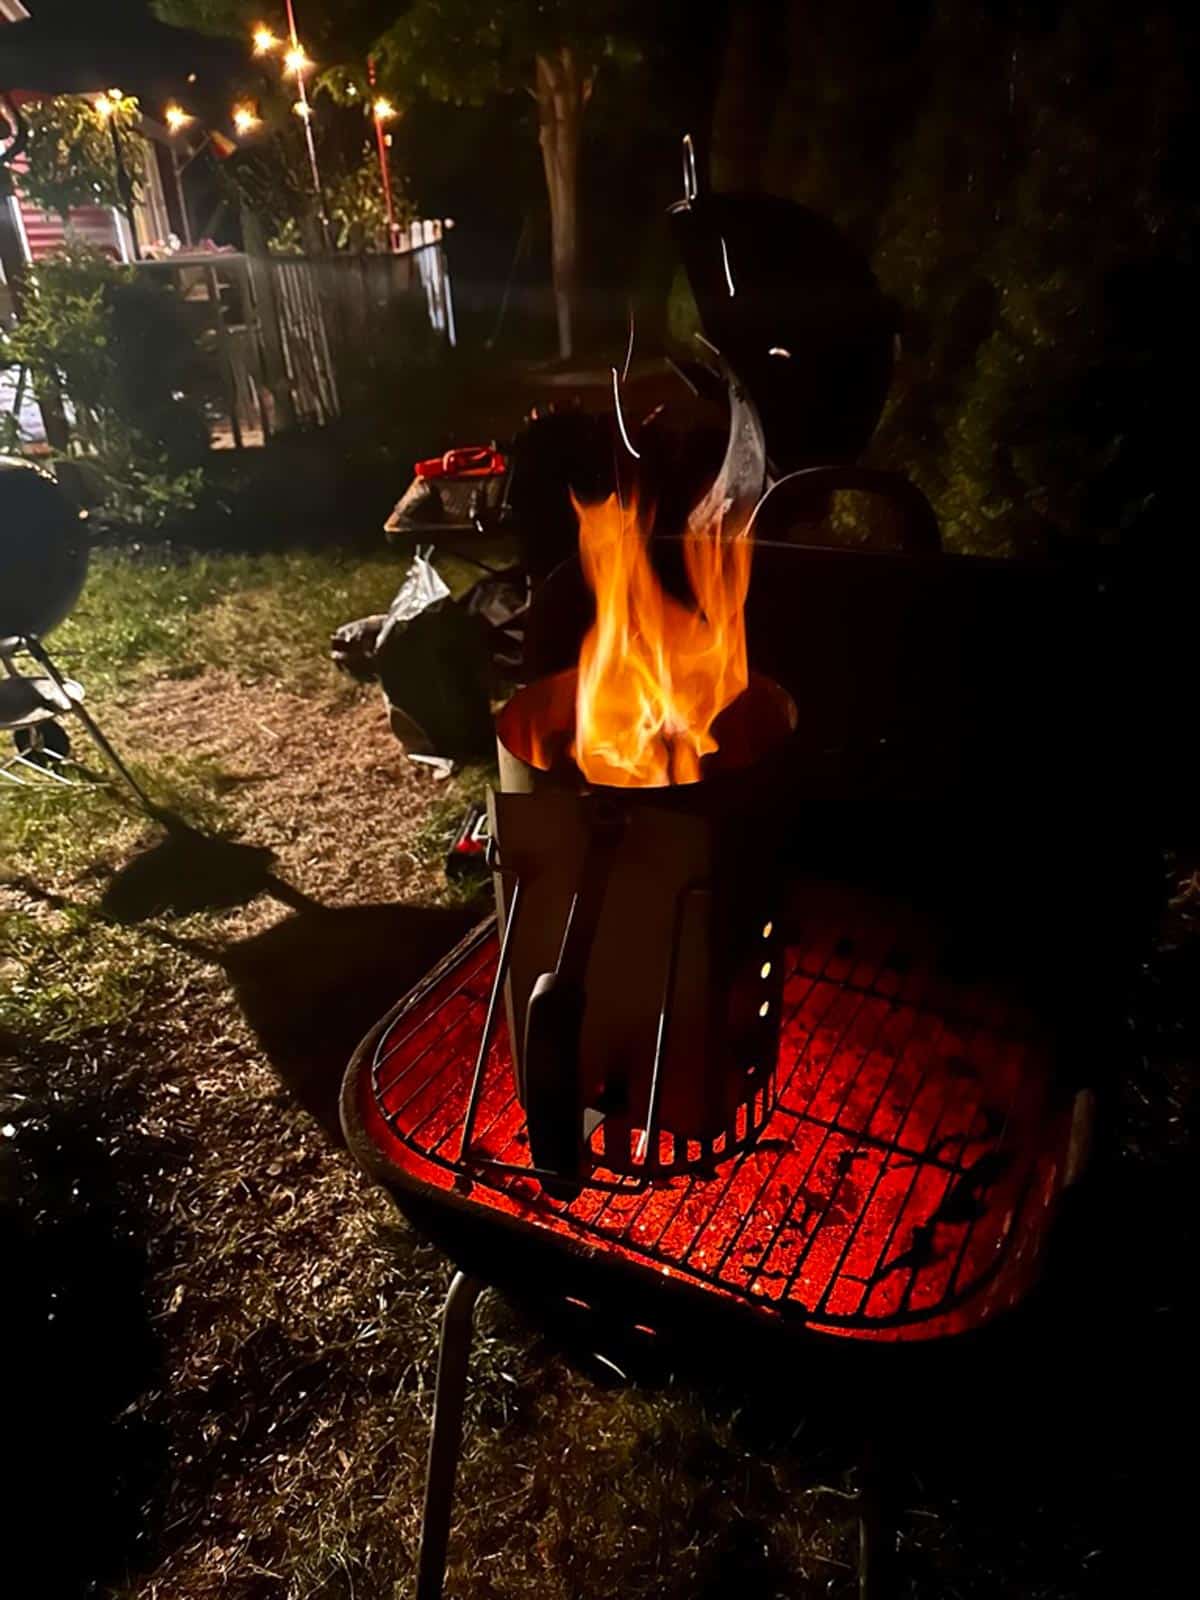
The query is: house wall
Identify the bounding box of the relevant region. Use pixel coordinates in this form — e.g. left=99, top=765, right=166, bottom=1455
left=8, top=156, right=126, bottom=262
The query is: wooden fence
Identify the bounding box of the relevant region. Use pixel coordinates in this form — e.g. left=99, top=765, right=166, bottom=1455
left=133, top=228, right=455, bottom=448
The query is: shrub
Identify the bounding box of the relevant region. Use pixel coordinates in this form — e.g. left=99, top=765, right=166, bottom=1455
left=1, top=245, right=210, bottom=529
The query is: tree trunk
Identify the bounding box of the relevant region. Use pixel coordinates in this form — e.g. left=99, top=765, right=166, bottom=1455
left=535, top=48, right=591, bottom=362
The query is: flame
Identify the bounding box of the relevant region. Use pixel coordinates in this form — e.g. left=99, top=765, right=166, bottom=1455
left=571, top=493, right=752, bottom=787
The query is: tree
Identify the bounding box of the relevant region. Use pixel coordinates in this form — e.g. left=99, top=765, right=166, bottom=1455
left=6, top=95, right=145, bottom=221
left=155, top=2, right=646, bottom=356
left=153, top=1, right=412, bottom=251
left=371, top=1, right=640, bottom=360
left=735, top=0, right=1199, bottom=557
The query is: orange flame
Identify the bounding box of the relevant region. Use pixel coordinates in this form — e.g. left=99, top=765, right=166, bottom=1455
left=572, top=493, right=752, bottom=787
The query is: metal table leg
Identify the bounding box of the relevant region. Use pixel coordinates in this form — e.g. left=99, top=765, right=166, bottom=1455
left=857, top=1432, right=897, bottom=1600
left=416, top=1271, right=486, bottom=1600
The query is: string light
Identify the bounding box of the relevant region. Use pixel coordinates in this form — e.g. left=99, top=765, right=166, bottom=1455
left=164, top=104, right=192, bottom=133
left=232, top=104, right=260, bottom=134
left=252, top=26, right=279, bottom=54
left=283, top=45, right=311, bottom=76
left=292, top=100, right=312, bottom=120
left=95, top=89, right=123, bottom=119
left=372, top=97, right=396, bottom=122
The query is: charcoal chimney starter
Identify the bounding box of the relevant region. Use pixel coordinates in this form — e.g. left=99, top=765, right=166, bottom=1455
left=487, top=668, right=797, bottom=1194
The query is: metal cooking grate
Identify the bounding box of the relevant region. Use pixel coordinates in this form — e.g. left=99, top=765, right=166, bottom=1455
left=364, top=902, right=1071, bottom=1339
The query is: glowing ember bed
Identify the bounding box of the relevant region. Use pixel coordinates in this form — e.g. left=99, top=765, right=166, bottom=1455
left=344, top=904, right=1079, bottom=1345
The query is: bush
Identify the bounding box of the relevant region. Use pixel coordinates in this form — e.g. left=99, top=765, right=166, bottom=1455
left=1, top=245, right=210, bottom=529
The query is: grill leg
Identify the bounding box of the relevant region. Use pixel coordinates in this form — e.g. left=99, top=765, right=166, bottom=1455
left=24, top=636, right=158, bottom=816
left=857, top=1434, right=896, bottom=1600
left=416, top=1271, right=485, bottom=1600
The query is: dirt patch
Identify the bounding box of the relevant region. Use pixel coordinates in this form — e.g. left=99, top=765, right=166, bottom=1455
left=118, top=667, right=449, bottom=920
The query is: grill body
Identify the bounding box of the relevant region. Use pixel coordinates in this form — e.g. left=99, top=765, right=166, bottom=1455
left=0, top=459, right=88, bottom=643
left=344, top=898, right=1080, bottom=1343
left=341, top=539, right=1128, bottom=1600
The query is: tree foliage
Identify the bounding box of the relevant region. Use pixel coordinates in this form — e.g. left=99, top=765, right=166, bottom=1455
left=9, top=96, right=145, bottom=220
left=152, top=2, right=420, bottom=254
left=369, top=0, right=638, bottom=104
left=153, top=1, right=647, bottom=350
left=371, top=1, right=642, bottom=357
left=735, top=0, right=1198, bottom=557
left=1, top=246, right=209, bottom=528
left=265, top=141, right=413, bottom=252
left=150, top=0, right=253, bottom=35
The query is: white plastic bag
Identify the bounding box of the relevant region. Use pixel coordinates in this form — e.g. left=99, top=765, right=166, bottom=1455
left=376, top=546, right=452, bottom=651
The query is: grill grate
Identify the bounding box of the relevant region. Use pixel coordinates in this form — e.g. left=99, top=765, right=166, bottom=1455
left=363, top=898, right=1073, bottom=1340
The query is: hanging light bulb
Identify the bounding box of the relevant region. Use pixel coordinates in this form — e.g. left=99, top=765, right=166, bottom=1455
left=232, top=104, right=260, bottom=134
left=283, top=45, right=312, bottom=76
left=292, top=100, right=313, bottom=120
left=164, top=104, right=192, bottom=133
left=372, top=97, right=396, bottom=122
left=252, top=26, right=279, bottom=55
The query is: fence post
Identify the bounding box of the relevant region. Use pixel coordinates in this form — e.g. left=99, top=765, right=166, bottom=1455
left=204, top=263, right=243, bottom=449
left=242, top=207, right=297, bottom=434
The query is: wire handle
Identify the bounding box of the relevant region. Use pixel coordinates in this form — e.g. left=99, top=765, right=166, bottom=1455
left=681, top=133, right=698, bottom=204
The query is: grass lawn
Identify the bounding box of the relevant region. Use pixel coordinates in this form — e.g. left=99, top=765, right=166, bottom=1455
left=1, top=540, right=1193, bottom=1599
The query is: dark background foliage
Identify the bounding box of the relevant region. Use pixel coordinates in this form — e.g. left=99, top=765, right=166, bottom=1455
left=393, top=0, right=1198, bottom=556
left=695, top=0, right=1199, bottom=556
left=12, top=1, right=1199, bottom=555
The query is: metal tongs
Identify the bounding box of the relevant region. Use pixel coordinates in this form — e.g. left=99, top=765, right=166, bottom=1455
left=520, top=800, right=626, bottom=1196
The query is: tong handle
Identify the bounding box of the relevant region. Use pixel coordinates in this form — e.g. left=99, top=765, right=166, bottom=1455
left=522, top=804, right=624, bottom=1193
left=522, top=971, right=586, bottom=1197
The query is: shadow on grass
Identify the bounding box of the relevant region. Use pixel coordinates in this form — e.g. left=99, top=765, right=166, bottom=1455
left=96, top=812, right=483, bottom=1140
left=1, top=1039, right=169, bottom=1599
left=222, top=900, right=480, bottom=1139
left=99, top=817, right=292, bottom=921
left=4, top=819, right=482, bottom=1596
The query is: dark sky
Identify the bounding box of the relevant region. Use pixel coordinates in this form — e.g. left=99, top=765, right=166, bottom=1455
left=2, top=1, right=249, bottom=106
left=17, top=0, right=156, bottom=22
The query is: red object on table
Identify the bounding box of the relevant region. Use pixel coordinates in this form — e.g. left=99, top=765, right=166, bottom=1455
left=413, top=447, right=507, bottom=480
